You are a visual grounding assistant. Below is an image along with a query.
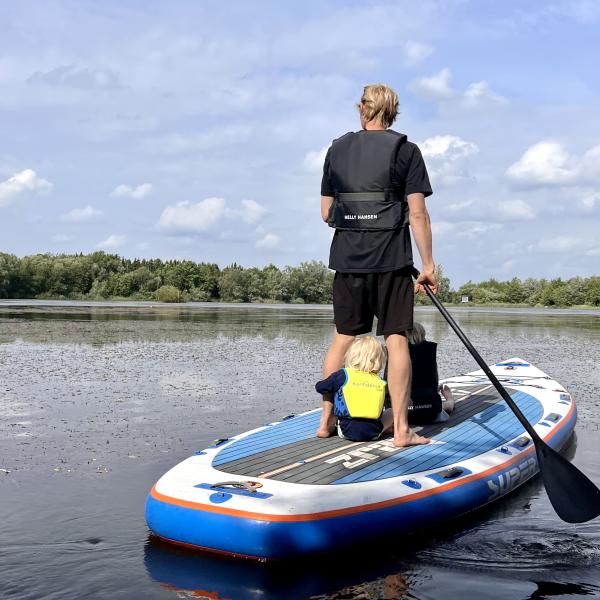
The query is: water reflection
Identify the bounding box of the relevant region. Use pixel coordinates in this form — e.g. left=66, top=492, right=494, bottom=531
left=144, top=535, right=413, bottom=600
left=1, top=303, right=599, bottom=347
left=0, top=303, right=334, bottom=345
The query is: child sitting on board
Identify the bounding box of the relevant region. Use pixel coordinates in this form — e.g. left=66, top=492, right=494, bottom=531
left=384, top=322, right=454, bottom=424
left=315, top=335, right=393, bottom=442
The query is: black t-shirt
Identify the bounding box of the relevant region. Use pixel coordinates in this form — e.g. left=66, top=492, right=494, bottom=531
left=321, top=131, right=433, bottom=273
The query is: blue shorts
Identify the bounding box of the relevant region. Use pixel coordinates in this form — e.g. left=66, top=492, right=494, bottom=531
left=337, top=417, right=384, bottom=442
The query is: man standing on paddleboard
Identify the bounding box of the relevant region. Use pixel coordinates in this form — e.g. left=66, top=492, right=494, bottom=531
left=316, top=83, right=438, bottom=447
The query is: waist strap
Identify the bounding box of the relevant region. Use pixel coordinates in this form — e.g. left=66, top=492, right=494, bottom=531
left=336, top=192, right=387, bottom=201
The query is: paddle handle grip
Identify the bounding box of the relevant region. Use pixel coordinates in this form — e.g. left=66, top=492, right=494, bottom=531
left=412, top=267, right=541, bottom=442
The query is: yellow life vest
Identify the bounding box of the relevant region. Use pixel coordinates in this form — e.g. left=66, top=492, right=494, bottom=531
left=334, top=368, right=386, bottom=420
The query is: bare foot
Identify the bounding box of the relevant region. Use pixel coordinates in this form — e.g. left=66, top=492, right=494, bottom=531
left=393, top=429, right=430, bottom=447
left=316, top=405, right=336, bottom=438
left=316, top=427, right=334, bottom=438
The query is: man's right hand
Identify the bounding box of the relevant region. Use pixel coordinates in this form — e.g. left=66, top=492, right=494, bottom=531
left=415, top=267, right=437, bottom=295
left=407, top=194, right=437, bottom=295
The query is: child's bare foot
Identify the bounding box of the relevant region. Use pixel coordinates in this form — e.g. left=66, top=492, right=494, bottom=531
left=316, top=407, right=336, bottom=438
left=316, top=427, right=334, bottom=438
left=393, top=429, right=430, bottom=447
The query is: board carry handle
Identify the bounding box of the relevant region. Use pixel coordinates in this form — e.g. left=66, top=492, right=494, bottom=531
left=411, top=266, right=600, bottom=523
left=210, top=481, right=261, bottom=494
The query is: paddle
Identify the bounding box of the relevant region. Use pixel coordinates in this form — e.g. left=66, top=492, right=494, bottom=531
left=412, top=267, right=600, bottom=523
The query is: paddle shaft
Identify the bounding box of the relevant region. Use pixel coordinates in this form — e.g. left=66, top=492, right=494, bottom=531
left=413, top=270, right=541, bottom=443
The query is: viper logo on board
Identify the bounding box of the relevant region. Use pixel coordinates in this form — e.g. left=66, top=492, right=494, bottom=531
left=486, top=457, right=537, bottom=500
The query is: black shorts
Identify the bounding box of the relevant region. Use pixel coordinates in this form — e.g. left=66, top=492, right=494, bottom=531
left=333, top=268, right=414, bottom=336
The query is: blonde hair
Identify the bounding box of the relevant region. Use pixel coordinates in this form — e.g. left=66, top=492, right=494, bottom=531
left=409, top=322, right=427, bottom=345
left=345, top=336, right=385, bottom=373
left=359, top=84, right=399, bottom=128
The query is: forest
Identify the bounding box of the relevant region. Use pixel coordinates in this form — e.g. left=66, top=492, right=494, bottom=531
left=0, top=251, right=598, bottom=307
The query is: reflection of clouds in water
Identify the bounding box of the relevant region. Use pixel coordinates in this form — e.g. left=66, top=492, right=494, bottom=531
left=0, top=303, right=335, bottom=346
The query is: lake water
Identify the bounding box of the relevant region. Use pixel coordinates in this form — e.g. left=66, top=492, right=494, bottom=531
left=1, top=302, right=599, bottom=600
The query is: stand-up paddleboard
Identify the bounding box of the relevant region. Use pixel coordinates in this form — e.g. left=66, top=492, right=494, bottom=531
left=145, top=358, right=576, bottom=560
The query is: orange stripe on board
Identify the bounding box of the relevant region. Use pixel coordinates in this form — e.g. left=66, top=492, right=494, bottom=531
left=150, top=400, right=575, bottom=523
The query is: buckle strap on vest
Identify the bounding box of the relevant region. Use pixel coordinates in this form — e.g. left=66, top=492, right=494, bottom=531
left=337, top=192, right=386, bottom=201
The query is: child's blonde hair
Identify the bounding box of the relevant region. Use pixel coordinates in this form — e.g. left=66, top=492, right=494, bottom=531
left=345, top=336, right=385, bottom=373
left=409, top=322, right=427, bottom=345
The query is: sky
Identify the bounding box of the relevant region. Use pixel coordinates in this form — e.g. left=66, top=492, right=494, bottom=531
left=1, top=0, right=599, bottom=286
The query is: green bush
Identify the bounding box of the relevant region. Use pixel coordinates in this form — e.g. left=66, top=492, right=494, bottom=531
left=156, top=285, right=182, bottom=303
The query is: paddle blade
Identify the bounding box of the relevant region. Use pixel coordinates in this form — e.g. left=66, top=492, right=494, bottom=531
left=535, top=441, right=600, bottom=523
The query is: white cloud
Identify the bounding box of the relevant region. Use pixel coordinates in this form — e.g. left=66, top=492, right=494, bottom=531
left=421, top=135, right=478, bottom=161
left=546, top=1, right=600, bottom=23
left=410, top=68, right=507, bottom=109
left=158, top=197, right=226, bottom=233
left=403, top=41, right=433, bottom=67
left=60, top=205, right=103, bottom=222
left=110, top=183, right=153, bottom=199
left=239, top=199, right=267, bottom=224
left=303, top=146, right=329, bottom=173
left=579, top=191, right=600, bottom=212
left=255, top=233, right=280, bottom=249
left=497, top=199, right=536, bottom=220
left=0, top=169, right=53, bottom=207
left=158, top=197, right=267, bottom=234
left=462, top=81, right=507, bottom=108
left=96, top=234, right=127, bottom=250
left=420, top=135, right=479, bottom=186
left=507, top=141, right=600, bottom=188
left=580, top=144, right=600, bottom=181
left=538, top=236, right=581, bottom=252
left=506, top=141, right=577, bottom=186
left=410, top=68, right=454, bottom=101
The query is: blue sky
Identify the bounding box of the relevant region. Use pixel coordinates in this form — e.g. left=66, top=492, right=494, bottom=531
left=1, top=0, right=599, bottom=286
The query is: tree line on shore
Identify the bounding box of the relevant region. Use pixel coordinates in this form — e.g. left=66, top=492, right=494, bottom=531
left=0, top=251, right=598, bottom=307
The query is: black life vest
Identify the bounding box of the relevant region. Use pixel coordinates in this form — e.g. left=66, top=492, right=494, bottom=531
left=327, top=130, right=408, bottom=231
left=382, top=340, right=441, bottom=423
left=409, top=340, right=439, bottom=399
